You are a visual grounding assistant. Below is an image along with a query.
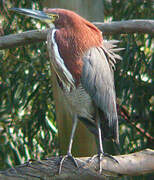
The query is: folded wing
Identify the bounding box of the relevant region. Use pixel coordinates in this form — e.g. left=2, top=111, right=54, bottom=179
left=81, top=40, right=122, bottom=143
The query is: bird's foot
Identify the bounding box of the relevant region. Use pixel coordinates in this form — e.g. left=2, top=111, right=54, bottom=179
left=102, top=152, right=118, bottom=163
left=58, top=153, right=78, bottom=174
left=89, top=152, right=118, bottom=173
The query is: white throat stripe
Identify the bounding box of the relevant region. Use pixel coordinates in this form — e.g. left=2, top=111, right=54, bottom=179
left=51, top=29, right=75, bottom=87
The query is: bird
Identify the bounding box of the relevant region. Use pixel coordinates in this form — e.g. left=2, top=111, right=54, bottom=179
left=10, top=7, right=122, bottom=173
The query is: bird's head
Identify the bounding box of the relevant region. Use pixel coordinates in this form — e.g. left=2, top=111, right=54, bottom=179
left=9, top=8, right=102, bottom=33
left=9, top=8, right=80, bottom=28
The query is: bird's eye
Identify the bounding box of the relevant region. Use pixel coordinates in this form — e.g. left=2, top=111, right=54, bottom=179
left=48, top=13, right=59, bottom=21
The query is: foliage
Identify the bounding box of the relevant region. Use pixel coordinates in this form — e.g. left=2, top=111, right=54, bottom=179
left=0, top=0, right=58, bottom=169
left=104, top=0, right=154, bottom=179
left=103, top=0, right=153, bottom=151
left=0, top=1, right=153, bottom=179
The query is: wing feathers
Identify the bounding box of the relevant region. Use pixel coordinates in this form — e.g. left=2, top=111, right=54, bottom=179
left=102, top=40, right=123, bottom=70
left=81, top=40, right=122, bottom=143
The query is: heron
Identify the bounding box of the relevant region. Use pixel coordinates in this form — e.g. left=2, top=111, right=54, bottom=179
left=10, top=7, right=122, bottom=173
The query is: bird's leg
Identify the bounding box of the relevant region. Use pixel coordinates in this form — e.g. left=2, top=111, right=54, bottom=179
left=58, top=114, right=79, bottom=174
left=90, top=111, right=118, bottom=174
left=96, top=112, right=104, bottom=174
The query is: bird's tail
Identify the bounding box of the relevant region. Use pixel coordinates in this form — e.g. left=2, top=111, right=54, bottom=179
left=110, top=115, right=119, bottom=145
left=99, top=109, right=119, bottom=145
left=106, top=112, right=119, bottom=145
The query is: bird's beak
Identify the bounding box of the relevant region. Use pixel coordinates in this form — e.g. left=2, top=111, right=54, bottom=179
left=9, top=8, right=51, bottom=21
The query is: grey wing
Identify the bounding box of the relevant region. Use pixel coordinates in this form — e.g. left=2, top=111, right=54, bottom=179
left=81, top=40, right=122, bottom=143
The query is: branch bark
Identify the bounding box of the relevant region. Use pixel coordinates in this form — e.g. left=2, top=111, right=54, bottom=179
left=0, top=20, right=153, bottom=50
left=0, top=149, right=153, bottom=180
left=95, top=19, right=154, bottom=35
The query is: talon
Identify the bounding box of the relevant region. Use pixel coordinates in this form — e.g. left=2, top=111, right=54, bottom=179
left=88, top=154, right=98, bottom=163
left=58, top=154, right=78, bottom=174
left=89, top=152, right=118, bottom=173
left=67, top=153, right=79, bottom=168
left=102, top=152, right=119, bottom=164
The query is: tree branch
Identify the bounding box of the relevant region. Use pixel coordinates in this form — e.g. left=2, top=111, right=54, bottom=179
left=95, top=19, right=154, bottom=35
left=0, top=29, right=48, bottom=50
left=0, top=20, right=153, bottom=50
left=0, top=149, right=153, bottom=180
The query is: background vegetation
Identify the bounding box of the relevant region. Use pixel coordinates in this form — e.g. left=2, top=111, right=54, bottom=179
left=0, top=0, right=153, bottom=179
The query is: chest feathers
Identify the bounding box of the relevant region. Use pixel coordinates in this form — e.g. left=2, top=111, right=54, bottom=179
left=47, top=29, right=75, bottom=90
left=47, top=28, right=96, bottom=118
